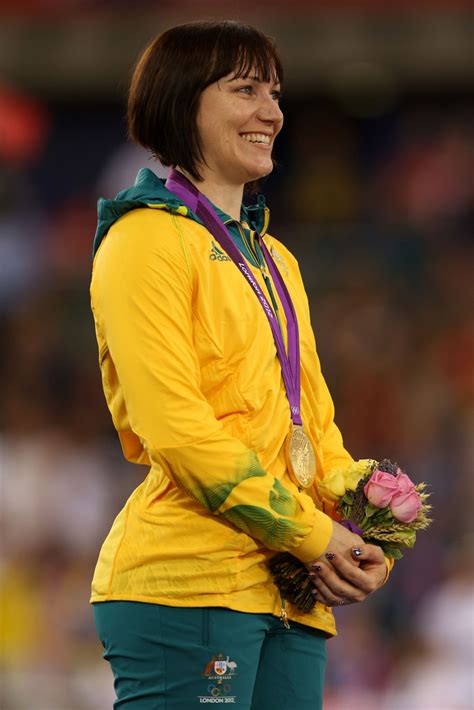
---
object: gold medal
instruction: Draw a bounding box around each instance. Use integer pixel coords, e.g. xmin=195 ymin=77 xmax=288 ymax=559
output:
xmin=286 ymin=424 xmax=316 ymax=489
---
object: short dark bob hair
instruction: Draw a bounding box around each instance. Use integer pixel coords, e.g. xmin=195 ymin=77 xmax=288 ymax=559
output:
xmin=128 ymin=21 xmax=283 ymax=181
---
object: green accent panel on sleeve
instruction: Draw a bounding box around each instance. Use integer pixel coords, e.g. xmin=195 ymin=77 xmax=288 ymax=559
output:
xmin=222 ymin=505 xmax=306 ymax=549
xmin=269 ymin=479 xmax=298 ymax=517
xmin=193 ymin=455 xmax=267 ymax=513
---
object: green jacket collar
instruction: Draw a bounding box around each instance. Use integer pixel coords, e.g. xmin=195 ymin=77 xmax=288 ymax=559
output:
xmin=93 ymin=168 xmax=270 ymax=256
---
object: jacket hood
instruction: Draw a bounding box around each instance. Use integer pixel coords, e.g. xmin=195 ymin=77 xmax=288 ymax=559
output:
xmin=93 ymin=168 xmax=270 ymax=256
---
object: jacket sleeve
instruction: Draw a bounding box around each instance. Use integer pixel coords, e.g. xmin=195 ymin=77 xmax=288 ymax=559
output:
xmin=91 ymin=208 xmax=333 ymax=563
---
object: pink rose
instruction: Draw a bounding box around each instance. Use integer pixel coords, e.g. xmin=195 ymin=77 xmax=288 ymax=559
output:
xmin=390 ymin=489 xmax=422 ymax=523
xmin=394 ymin=471 xmax=416 ymax=495
xmin=364 ymin=470 xmax=399 ymax=508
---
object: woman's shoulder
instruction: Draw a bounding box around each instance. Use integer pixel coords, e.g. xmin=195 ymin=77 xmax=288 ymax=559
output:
xmin=92 ymin=206 xmax=198 ymax=285
xmin=96 ymin=207 xmax=199 ymax=260
xmin=109 ymin=205 xmax=178 ymax=239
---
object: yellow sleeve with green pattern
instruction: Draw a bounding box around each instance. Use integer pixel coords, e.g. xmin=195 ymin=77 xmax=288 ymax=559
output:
xmin=91 ymin=208 xmax=332 ymax=562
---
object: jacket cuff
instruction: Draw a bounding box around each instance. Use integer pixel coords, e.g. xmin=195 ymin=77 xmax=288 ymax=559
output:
xmin=289 ymin=509 xmax=334 ymax=563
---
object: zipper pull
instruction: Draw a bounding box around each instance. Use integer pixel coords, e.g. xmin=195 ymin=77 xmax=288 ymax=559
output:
xmin=280 ymin=597 xmax=290 ymax=629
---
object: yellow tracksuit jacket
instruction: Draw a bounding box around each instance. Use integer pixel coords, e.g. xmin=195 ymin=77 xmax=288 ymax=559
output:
xmin=90 ymin=169 xmax=373 ymax=635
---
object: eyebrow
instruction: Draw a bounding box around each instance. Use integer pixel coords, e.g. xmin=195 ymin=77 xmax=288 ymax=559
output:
xmin=227 ymin=75 xmax=280 ymax=86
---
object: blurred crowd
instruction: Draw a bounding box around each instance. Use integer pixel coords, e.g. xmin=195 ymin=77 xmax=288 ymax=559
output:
xmin=0 ymin=84 xmax=473 ymax=709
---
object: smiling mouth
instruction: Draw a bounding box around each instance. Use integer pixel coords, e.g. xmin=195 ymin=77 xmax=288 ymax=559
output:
xmin=240 ymin=133 xmax=271 ymax=145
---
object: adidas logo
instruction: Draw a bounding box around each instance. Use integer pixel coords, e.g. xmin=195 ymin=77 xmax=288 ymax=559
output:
xmin=209 ymin=241 xmax=231 ymax=261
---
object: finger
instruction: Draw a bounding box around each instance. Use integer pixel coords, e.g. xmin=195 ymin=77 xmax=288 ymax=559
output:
xmin=310 ymin=589 xmax=352 ymax=608
xmin=351 ymin=544 xmax=385 ymax=564
xmin=310 ymin=589 xmax=328 ymax=605
xmin=310 ymin=564 xmax=361 ymax=602
xmin=310 ymin=560 xmax=360 ymax=593
xmin=310 ymin=574 xmax=346 ymax=606
xmin=312 ymin=558 xmax=362 ymax=589
xmin=310 ymin=576 xmax=356 ymax=607
xmin=326 ymin=550 xmax=359 ymax=568
xmin=318 ymin=553 xmax=376 ymax=595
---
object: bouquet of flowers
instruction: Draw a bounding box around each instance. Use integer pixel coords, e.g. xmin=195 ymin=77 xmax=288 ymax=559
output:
xmin=268 ymin=459 xmax=431 ymax=612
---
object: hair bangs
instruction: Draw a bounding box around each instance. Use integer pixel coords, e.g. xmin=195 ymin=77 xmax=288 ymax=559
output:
xmin=205 ymin=23 xmax=283 ymax=88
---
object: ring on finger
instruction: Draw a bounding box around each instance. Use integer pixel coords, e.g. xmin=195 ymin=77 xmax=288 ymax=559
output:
xmin=337 ymin=597 xmax=352 ymax=606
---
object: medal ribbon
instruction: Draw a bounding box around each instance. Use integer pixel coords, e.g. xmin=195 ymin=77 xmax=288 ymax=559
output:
xmin=165 ymin=168 xmax=302 ymax=426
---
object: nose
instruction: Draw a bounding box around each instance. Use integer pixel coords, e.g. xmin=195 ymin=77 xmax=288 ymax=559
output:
xmin=257 ymin=91 xmax=284 ymax=126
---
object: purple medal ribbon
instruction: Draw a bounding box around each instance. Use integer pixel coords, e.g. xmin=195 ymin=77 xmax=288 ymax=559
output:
xmin=341 ymin=520 xmax=365 ymax=536
xmin=165 ymin=168 xmax=302 ymax=426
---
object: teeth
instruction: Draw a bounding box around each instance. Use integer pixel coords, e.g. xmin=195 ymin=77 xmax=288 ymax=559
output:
xmin=241 ymin=133 xmax=271 ymax=144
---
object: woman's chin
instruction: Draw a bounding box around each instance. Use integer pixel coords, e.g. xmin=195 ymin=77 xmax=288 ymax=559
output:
xmin=243 ymin=162 xmax=274 ymax=183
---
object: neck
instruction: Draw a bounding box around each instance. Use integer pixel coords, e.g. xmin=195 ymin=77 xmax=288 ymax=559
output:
xmin=176 ymin=168 xmax=244 ymax=221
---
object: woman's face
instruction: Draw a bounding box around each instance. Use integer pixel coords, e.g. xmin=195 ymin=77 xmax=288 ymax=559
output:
xmin=196 ymin=68 xmax=283 ymax=187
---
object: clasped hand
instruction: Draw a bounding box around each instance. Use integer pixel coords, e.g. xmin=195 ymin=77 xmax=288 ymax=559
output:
xmin=305 ymin=521 xmax=387 ymax=607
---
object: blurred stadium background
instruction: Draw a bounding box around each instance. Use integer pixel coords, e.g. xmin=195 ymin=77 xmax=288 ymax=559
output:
xmin=0 ymin=1 xmax=473 ymax=708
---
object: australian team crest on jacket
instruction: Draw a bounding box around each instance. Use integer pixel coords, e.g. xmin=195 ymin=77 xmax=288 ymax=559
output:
xmin=214 ymin=659 xmax=227 ymax=675
xmin=269 ymin=244 xmax=289 ymax=277
xmin=199 ymin=652 xmax=238 ymax=703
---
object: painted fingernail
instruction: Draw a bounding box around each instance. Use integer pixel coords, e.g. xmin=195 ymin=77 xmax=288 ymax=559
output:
xmin=352 ymin=547 xmax=363 ymax=557
xmin=325 ymin=552 xmax=335 ymax=561
xmin=311 ymin=564 xmax=321 ymax=572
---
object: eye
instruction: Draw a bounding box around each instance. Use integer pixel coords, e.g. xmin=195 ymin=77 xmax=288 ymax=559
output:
xmin=236 ymin=85 xmax=254 ymax=95
xmin=271 ymin=89 xmax=282 ymax=102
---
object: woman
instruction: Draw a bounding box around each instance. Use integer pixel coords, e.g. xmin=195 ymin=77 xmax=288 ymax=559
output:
xmin=91 ymin=21 xmax=391 ymax=709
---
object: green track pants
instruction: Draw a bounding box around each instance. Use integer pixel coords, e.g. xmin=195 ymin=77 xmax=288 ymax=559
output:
xmin=93 ymin=601 xmax=327 ymax=709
